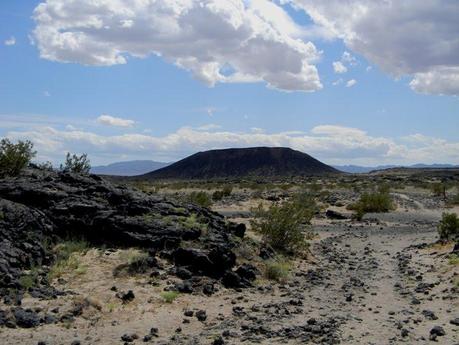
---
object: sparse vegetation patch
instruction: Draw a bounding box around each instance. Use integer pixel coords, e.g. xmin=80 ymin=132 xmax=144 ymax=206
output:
xmin=348 ymin=188 xmax=395 ymax=220
xmin=161 ymin=291 xmax=179 ymax=303
xmin=48 ymin=240 xmax=90 ymax=280
xmin=437 ymin=212 xmax=459 ymax=242
xmin=188 ymin=191 xmax=212 ymax=207
xmin=250 ymin=193 xmax=315 ymax=254
xmin=0 ymin=138 xmax=36 ymax=177
xmin=61 ymin=152 xmax=91 ymax=174
xmin=264 ymin=259 xmax=291 ymax=282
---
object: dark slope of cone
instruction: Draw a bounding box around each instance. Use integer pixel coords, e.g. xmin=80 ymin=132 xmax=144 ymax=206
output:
xmin=142 ymin=147 xmax=340 ymax=179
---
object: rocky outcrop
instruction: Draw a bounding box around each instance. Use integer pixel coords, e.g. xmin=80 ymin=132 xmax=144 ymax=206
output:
xmin=0 ymin=198 xmax=54 ymax=295
xmin=0 ymin=168 xmax=254 ymax=299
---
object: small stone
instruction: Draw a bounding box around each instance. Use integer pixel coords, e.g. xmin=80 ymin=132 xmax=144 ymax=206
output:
xmin=196 ymin=310 xmax=207 ymax=322
xmin=121 ymin=333 xmax=138 ymax=342
xmin=430 ymin=326 xmax=446 ymax=337
xmin=184 ymin=310 xmax=194 ymax=317
xmin=212 ymin=336 xmax=225 ymax=345
xmin=401 ymin=328 xmax=409 ymax=337
xmin=422 ymin=310 xmax=438 ymax=320
xmin=117 ymin=290 xmax=135 ymax=303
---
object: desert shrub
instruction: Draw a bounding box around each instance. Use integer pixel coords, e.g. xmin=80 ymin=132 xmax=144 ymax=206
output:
xmin=212 ymin=185 xmax=233 ymax=201
xmin=431 ymin=182 xmax=444 ymax=197
xmin=431 ymin=181 xmax=454 ymax=198
xmin=48 ymin=255 xmax=87 ymax=280
xmin=160 ymin=291 xmax=179 ymax=303
xmin=0 ymin=138 xmax=36 ymax=177
xmin=61 ymin=152 xmax=91 ymax=174
xmin=250 ymin=193 xmax=315 ymax=254
xmin=348 ymin=190 xmax=394 ymax=220
xmin=188 ymin=191 xmax=212 ymax=208
xmin=119 ymin=249 xmax=149 ymax=265
xmin=181 ymin=213 xmax=208 ymax=232
xmin=264 ymin=260 xmax=290 ymax=282
xmin=222 ymin=185 xmax=233 ymax=196
xmin=48 ymin=240 xmax=89 ymax=280
xmin=437 ymin=212 xmax=459 ymax=242
xmin=115 ymin=249 xmax=151 ymax=276
xmin=19 ymin=267 xmax=40 ymax=290
xmin=37 ymin=161 xmax=54 ymax=171
xmin=448 ymin=254 xmax=459 ymax=265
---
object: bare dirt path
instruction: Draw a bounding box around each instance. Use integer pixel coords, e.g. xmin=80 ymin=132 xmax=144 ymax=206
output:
xmin=306 ymin=219 xmax=458 ymax=344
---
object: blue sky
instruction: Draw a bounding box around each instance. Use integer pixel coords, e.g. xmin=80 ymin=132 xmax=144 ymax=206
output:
xmin=1 ymin=0 xmax=458 ymax=165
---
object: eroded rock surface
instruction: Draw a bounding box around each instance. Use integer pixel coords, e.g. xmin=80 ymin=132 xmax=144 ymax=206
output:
xmin=0 ymin=169 xmax=249 ymax=298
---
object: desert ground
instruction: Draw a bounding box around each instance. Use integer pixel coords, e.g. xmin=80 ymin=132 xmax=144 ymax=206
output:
xmin=1 ymin=173 xmax=458 ymax=345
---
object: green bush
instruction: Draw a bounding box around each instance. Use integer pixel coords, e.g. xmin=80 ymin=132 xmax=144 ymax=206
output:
xmin=160 ymin=291 xmax=179 ymax=303
xmin=212 ymin=185 xmax=233 ymax=201
xmin=250 ymin=194 xmax=315 ymax=254
xmin=438 ymin=212 xmax=459 ymax=242
xmin=348 ymin=190 xmax=394 ymax=220
xmin=264 ymin=260 xmax=290 ymax=282
xmin=61 ymin=152 xmax=91 ymax=174
xmin=448 ymin=254 xmax=459 ymax=265
xmin=19 ymin=267 xmax=40 ymax=290
xmin=0 ymin=138 xmax=36 ymax=177
xmin=188 ymin=191 xmax=212 ymax=208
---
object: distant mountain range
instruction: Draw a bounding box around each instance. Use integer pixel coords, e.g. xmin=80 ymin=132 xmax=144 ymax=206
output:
xmin=142 ymin=147 xmax=339 ymax=179
xmin=334 ymin=164 xmax=459 ymax=174
xmin=90 ymin=156 xmax=458 ymax=177
xmin=91 ymin=160 xmax=170 ymax=176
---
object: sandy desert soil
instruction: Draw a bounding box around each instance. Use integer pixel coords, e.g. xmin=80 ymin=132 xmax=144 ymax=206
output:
xmin=1 ymin=188 xmax=458 ymax=345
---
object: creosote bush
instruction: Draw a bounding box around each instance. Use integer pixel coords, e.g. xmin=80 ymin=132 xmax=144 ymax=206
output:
xmin=212 ymin=185 xmax=233 ymax=201
xmin=188 ymin=191 xmax=212 ymax=208
xmin=437 ymin=212 xmax=459 ymax=242
xmin=0 ymin=138 xmax=36 ymax=177
xmin=250 ymin=193 xmax=315 ymax=255
xmin=348 ymin=188 xmax=394 ymax=220
xmin=61 ymin=152 xmax=91 ymax=174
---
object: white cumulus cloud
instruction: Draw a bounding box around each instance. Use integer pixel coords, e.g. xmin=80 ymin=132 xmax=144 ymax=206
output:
xmin=288 ymin=0 xmax=459 ymax=96
xmin=346 ymin=79 xmax=357 ymax=88
xmin=4 ymin=36 xmax=16 ymax=46
xmin=332 ymin=61 xmax=347 ymax=74
xmin=32 ymin=0 xmax=322 ymax=92
xmin=3 ymin=118 xmax=459 ymax=166
xmin=96 ymin=114 xmax=135 ymax=128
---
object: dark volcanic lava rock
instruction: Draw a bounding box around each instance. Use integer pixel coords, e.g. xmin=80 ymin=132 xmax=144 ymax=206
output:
xmin=0 ymin=169 xmax=246 ymax=299
xmin=0 ymin=198 xmax=54 ymax=294
xmin=325 ymin=209 xmax=348 ymax=220
xmin=235 ymin=263 xmax=259 ymax=282
xmin=13 ymin=308 xmax=41 ymax=328
xmin=227 ymin=222 xmax=246 ymax=238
